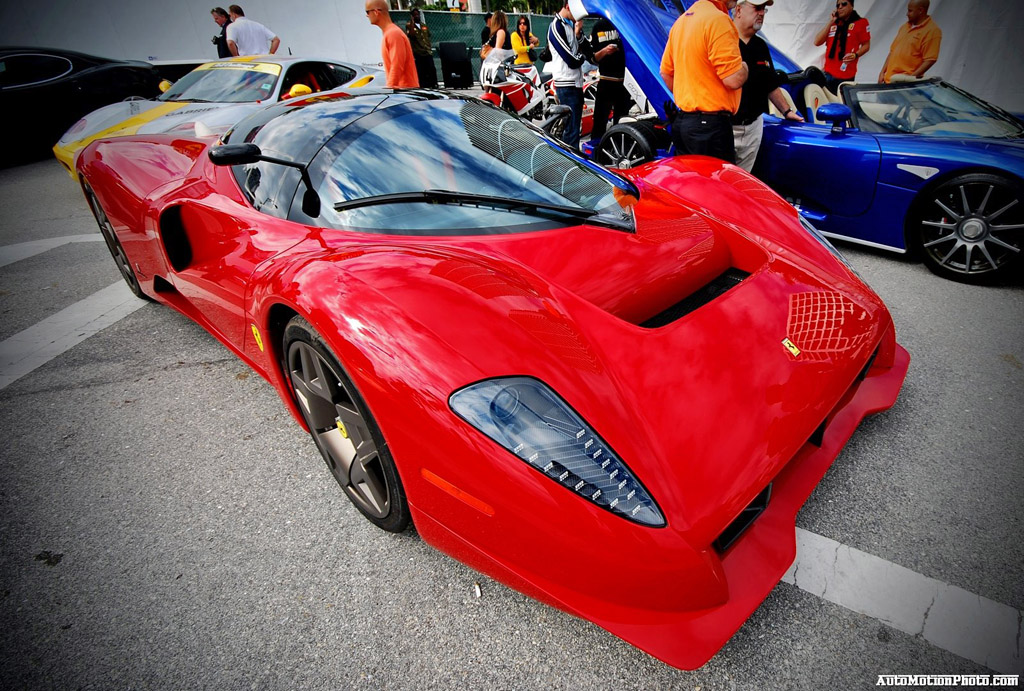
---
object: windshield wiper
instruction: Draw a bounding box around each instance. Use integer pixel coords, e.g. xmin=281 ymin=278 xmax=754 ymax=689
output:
xmin=333 ymin=189 xmax=633 ymax=231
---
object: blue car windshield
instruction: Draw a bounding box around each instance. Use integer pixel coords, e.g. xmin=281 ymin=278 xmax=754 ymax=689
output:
xmin=846 ymin=81 xmax=1024 ymax=138
xmin=306 ymin=99 xmax=638 ymax=235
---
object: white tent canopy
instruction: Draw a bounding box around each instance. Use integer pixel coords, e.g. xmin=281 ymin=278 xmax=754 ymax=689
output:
xmin=760 ymin=0 xmax=1021 ymax=112
xmin=1 ymin=0 xmax=1020 ymax=112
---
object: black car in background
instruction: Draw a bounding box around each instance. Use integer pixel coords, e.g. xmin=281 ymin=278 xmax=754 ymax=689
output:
xmin=1 ymin=47 xmax=162 ymax=163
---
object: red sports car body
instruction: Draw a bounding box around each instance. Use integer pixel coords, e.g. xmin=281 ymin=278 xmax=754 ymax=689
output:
xmin=77 ymin=89 xmax=909 ymax=670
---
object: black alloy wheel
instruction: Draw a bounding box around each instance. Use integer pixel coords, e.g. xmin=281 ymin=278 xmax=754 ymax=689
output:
xmin=594 ymin=122 xmax=657 ymax=169
xmin=284 ymin=316 xmax=410 ymax=533
xmin=83 ymin=183 xmax=146 ymax=299
xmin=913 ymin=173 xmax=1023 ymax=284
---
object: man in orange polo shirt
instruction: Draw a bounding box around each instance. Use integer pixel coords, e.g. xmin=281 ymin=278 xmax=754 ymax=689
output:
xmin=879 ymin=0 xmax=942 ymax=83
xmin=365 ymin=0 xmax=419 ymax=88
xmin=660 ymin=0 xmax=748 ymax=163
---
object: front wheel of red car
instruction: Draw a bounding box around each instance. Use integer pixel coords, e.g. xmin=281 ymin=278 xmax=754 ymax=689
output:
xmin=283 ymin=316 xmax=410 ymax=533
xmin=83 ymin=182 xmax=147 ymax=299
xmin=911 ymin=172 xmax=1024 ymax=284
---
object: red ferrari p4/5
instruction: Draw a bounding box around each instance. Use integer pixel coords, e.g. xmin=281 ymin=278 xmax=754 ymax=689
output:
xmin=77 ymin=89 xmax=910 ymax=669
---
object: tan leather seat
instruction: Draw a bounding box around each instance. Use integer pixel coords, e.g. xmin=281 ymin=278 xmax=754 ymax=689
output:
xmin=836 ymin=81 xmax=856 ymax=104
xmin=803 ymin=84 xmax=831 ymax=123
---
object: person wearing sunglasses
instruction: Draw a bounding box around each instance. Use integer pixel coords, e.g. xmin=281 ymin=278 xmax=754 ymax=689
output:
xmin=511 ymin=16 xmax=540 ymax=65
xmin=732 ymin=0 xmax=803 ymax=173
xmin=365 ymin=0 xmax=418 ymax=88
xmin=813 ymin=0 xmax=871 ymax=95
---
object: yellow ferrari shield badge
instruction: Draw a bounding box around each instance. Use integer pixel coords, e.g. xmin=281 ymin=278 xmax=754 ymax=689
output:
xmin=336 ymin=418 xmax=349 ymax=438
xmin=782 ymin=338 xmax=801 ymax=357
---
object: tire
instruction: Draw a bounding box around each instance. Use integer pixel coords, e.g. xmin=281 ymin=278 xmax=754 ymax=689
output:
xmin=594 ymin=122 xmax=657 ymax=169
xmin=283 ymin=316 xmax=410 ymax=533
xmin=911 ymin=172 xmax=1024 ymax=284
xmin=83 ymin=182 xmax=147 ymax=299
xmin=541 ymin=108 xmax=570 ymax=140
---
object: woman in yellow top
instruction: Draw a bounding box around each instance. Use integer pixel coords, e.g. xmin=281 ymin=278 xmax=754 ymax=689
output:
xmin=511 ymin=15 xmax=540 ymax=65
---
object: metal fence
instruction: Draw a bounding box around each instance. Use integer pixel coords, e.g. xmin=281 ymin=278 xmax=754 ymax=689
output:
xmin=393 ymin=10 xmax=556 ymax=87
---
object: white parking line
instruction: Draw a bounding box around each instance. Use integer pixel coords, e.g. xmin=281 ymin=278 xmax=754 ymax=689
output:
xmin=0 ymin=281 xmax=146 ymax=390
xmin=0 ymin=262 xmax=1020 ymax=673
xmin=784 ymin=528 xmax=1023 ymax=673
xmin=0 ymin=234 xmax=103 ymax=269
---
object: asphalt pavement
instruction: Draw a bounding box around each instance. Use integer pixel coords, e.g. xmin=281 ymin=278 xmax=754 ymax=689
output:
xmin=0 ymin=157 xmax=1021 ymax=689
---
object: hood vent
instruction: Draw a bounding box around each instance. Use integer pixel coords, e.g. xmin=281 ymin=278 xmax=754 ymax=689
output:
xmin=640 ymin=268 xmax=750 ymax=329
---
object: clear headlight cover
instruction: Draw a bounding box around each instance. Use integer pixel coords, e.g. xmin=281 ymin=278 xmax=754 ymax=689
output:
xmin=449 ymin=377 xmax=665 ymax=527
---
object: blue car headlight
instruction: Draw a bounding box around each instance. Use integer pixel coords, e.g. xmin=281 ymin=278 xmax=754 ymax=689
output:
xmin=449 ymin=377 xmax=665 ymax=527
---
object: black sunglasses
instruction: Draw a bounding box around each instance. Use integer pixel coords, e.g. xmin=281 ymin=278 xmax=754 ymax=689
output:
xmin=836 ymin=1 xmax=850 ymax=6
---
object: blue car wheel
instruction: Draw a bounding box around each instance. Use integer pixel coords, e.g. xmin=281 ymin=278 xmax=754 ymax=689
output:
xmin=912 ymin=173 xmax=1024 ymax=285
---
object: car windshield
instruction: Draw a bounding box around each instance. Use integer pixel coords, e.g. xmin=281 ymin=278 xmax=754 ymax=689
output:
xmin=846 ymin=80 xmax=1024 ymax=138
xmin=307 ymin=98 xmax=638 ymax=235
xmin=159 ymin=62 xmax=281 ymax=103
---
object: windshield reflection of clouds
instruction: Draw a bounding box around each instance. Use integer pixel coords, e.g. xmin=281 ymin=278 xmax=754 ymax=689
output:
xmin=314 ymin=100 xmax=629 ymax=234
xmin=258 ymin=106 xmax=369 ymax=158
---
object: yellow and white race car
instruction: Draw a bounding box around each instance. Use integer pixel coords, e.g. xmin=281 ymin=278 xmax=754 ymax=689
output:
xmin=54 ymin=55 xmax=380 ymax=178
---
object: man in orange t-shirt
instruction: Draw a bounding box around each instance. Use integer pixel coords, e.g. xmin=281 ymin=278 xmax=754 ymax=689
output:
xmin=660 ymin=0 xmax=748 ymax=163
xmin=879 ymin=0 xmax=942 ymax=83
xmin=366 ymin=0 xmax=419 ymax=88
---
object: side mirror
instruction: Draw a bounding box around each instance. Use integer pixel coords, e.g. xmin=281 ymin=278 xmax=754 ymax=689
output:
xmin=208 ymin=143 xmax=263 ymax=166
xmin=816 ymin=103 xmax=853 ymax=135
xmin=302 ymin=188 xmax=321 ymax=218
xmin=158 ymin=79 xmax=173 ymax=93
xmin=207 ymin=143 xmax=322 ymax=219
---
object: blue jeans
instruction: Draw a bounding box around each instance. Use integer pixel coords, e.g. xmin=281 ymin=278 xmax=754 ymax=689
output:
xmin=555 ymin=85 xmax=584 ymax=149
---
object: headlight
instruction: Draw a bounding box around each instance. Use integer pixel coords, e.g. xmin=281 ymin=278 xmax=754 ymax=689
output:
xmin=798 ymin=213 xmax=858 ymax=274
xmin=449 ymin=377 xmax=665 ymax=527
xmin=59 ymin=117 xmax=89 ymax=143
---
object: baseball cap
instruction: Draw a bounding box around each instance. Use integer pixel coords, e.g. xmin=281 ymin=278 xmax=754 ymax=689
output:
xmin=736 ymin=0 xmax=774 ymax=6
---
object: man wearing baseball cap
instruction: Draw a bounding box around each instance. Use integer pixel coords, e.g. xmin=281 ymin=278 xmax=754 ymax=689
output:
xmin=732 ymin=0 xmax=803 ymax=172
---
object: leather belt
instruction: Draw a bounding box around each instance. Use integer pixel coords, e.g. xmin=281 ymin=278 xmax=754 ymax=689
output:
xmin=679 ymin=110 xmax=731 ymax=118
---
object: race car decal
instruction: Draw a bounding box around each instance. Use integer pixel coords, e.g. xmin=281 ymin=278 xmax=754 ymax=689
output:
xmin=197 ymin=61 xmax=282 ymax=76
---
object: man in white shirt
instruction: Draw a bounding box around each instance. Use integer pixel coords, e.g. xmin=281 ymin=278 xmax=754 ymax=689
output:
xmin=226 ymin=4 xmax=280 ymax=57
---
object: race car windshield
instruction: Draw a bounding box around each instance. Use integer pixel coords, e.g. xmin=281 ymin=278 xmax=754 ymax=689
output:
xmin=305 ymin=99 xmax=638 ymax=236
xmin=159 ymin=63 xmax=281 ymax=103
xmin=846 ymin=80 xmax=1024 ymax=139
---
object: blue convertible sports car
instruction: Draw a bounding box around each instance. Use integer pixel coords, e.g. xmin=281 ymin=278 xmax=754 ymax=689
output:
xmin=571 ymin=0 xmax=1024 ymax=285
